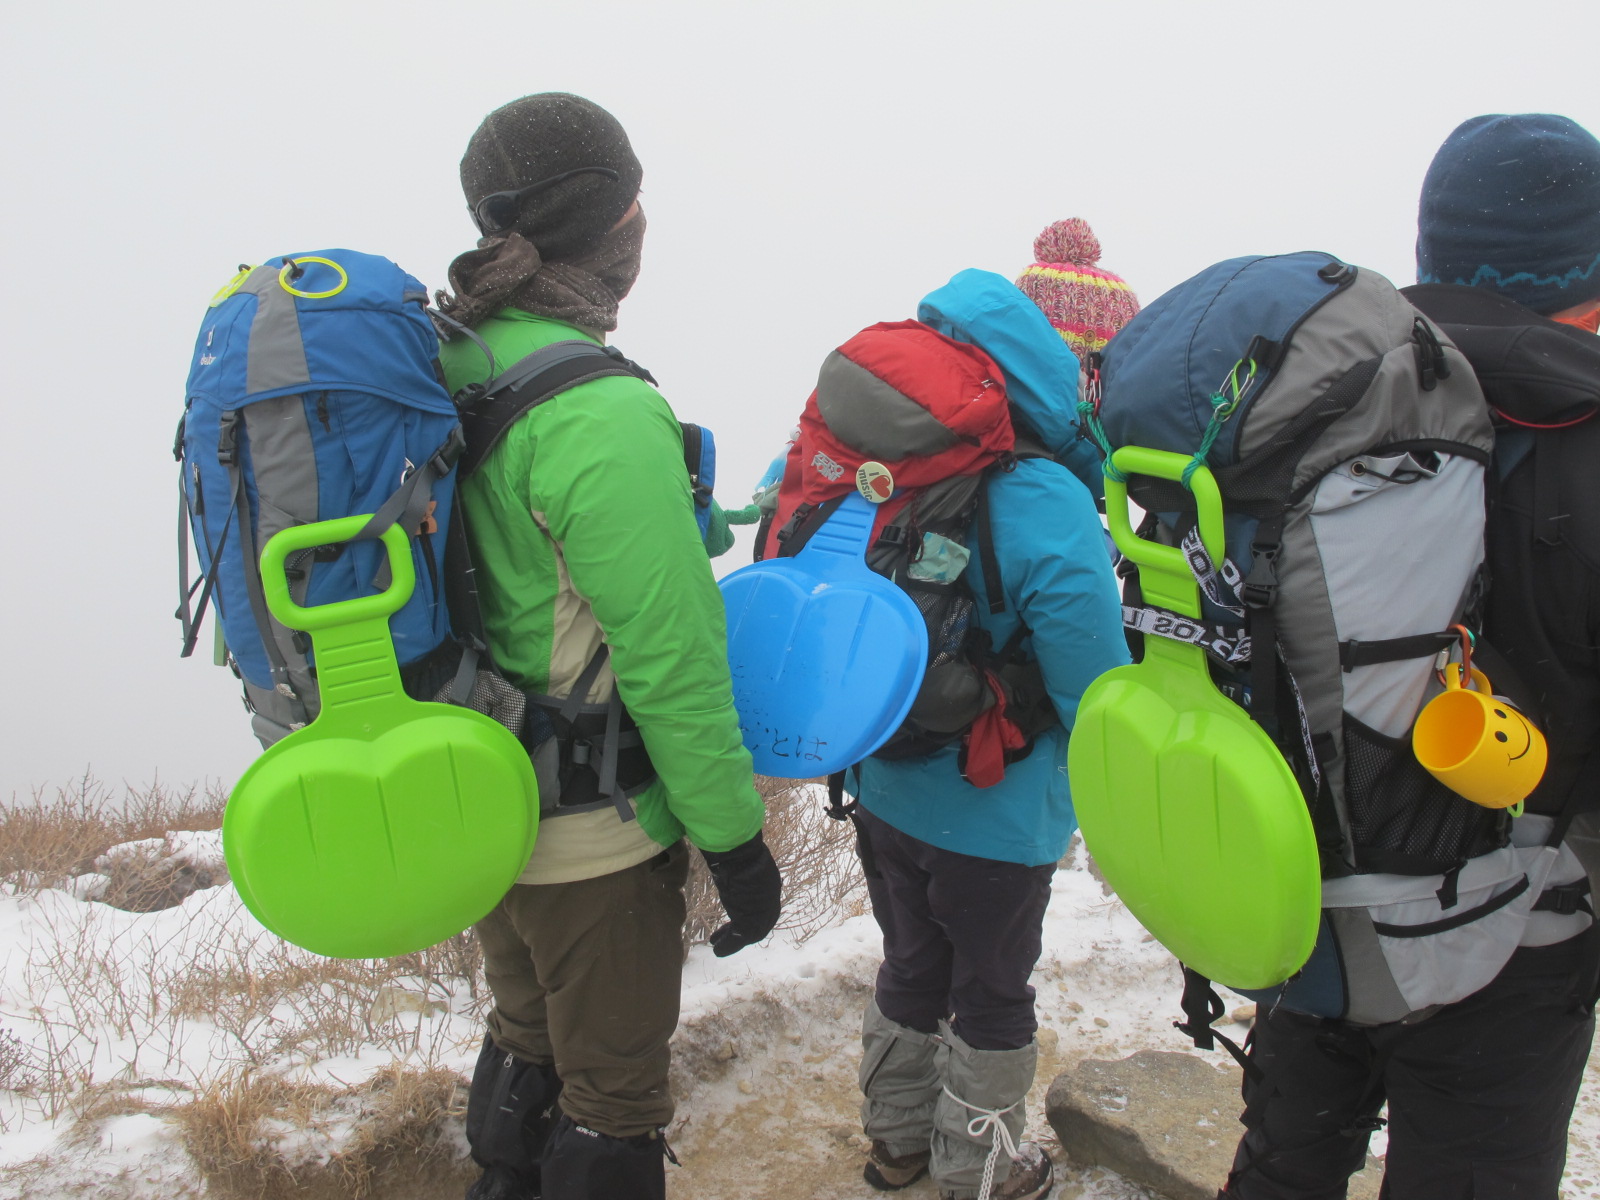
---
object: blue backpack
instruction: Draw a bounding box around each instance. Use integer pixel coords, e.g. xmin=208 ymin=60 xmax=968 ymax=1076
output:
xmin=178 ymin=251 xmax=463 ymax=745
xmin=178 ymin=250 xmax=721 ymax=752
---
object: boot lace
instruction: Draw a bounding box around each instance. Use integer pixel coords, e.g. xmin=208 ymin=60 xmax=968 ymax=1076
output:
xmin=941 ymin=1086 xmax=1020 ymax=1200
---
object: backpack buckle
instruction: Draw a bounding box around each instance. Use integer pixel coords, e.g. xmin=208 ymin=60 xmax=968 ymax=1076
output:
xmin=875 ymin=525 xmax=908 ymax=549
xmin=217 ymin=411 xmax=240 ymax=467
xmin=430 ymin=425 xmax=468 ymax=476
xmin=1534 ymin=881 xmax=1592 ymax=916
xmin=1241 ymin=545 xmax=1279 ymax=608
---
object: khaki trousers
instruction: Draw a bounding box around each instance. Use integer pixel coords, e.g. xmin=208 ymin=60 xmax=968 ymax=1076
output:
xmin=475 ymin=840 xmax=689 ymax=1138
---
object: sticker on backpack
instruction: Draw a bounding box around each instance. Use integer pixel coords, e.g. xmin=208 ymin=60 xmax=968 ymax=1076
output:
xmin=855 ymin=461 xmax=894 ymax=503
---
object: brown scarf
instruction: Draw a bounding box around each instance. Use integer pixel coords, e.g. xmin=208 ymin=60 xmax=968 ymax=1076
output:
xmin=435 ymin=208 xmax=646 ymax=335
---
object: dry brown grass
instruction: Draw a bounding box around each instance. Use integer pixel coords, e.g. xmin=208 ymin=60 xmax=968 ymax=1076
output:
xmin=0 ymin=774 xmax=227 ymax=897
xmin=168 ymin=1065 xmax=464 ymax=1200
xmin=0 ymin=1021 xmax=39 ymax=1092
xmin=683 ymin=775 xmax=868 ymax=948
xmin=4 ymin=774 xmax=865 ymax=943
xmin=0 ymin=771 xmax=870 ymax=1181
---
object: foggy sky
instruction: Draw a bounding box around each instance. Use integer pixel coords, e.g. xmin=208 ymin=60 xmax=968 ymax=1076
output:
xmin=3 ymin=0 xmax=1595 ymax=800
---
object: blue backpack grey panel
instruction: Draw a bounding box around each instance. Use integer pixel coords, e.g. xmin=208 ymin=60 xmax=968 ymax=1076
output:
xmin=178 ymin=251 xmax=462 ymax=745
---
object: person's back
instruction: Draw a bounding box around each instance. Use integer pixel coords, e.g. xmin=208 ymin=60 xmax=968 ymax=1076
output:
xmin=435 ymin=93 xmax=780 ymax=1200
xmin=1409 ymin=115 xmax=1600 ymax=920
xmin=1222 ymin=112 xmax=1600 ymax=1200
xmin=847 ymin=246 xmax=1133 ymax=1200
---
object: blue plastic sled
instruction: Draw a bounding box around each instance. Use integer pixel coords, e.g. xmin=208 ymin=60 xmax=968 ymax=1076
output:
xmin=720 ymin=493 xmax=928 ymax=777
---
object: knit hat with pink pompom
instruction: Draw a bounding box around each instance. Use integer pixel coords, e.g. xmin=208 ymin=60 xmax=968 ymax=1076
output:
xmin=1015 ymin=218 xmax=1140 ymax=364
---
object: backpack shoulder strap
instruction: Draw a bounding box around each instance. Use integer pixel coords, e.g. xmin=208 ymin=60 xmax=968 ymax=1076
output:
xmin=680 ymin=421 xmax=714 ymax=512
xmin=974 ymin=469 xmax=1005 ymax=616
xmin=1533 ymin=429 xmax=1567 ymax=548
xmin=456 ymin=340 xmax=656 ymax=477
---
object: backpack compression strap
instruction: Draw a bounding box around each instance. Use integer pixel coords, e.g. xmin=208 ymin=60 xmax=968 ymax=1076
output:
xmin=1175 ymin=966 xmax=1263 ymax=1084
xmin=774 ymin=466 xmax=1008 ymax=602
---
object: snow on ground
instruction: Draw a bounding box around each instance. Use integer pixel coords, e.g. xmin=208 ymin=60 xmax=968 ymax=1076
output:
xmin=3 ymin=835 xmax=1600 ymax=1198
xmin=666 ymin=845 xmax=1177 ymax=1199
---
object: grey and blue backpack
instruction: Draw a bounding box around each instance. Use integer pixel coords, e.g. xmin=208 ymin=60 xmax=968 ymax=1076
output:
xmin=177 ymin=251 xmax=719 ymax=819
xmin=1091 ymin=252 xmax=1591 ymax=1040
xmin=177 ymin=251 xmax=462 ymax=746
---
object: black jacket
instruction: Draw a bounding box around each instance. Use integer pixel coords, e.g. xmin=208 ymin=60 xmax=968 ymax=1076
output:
xmin=1405 ymin=284 xmax=1600 ymax=817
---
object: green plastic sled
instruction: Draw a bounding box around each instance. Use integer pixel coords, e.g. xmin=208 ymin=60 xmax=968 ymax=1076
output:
xmin=223 ymin=515 xmax=539 ymax=959
xmin=1067 ymin=447 xmax=1319 ymax=990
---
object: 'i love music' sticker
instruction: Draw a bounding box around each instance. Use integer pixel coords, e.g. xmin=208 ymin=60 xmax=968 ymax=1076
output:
xmin=855 ymin=461 xmax=894 ymax=503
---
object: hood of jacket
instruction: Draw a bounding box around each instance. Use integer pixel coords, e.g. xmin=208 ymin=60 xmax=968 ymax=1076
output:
xmin=1404 ymin=283 xmax=1600 ymax=426
xmin=918 ymin=269 xmax=1104 ymax=496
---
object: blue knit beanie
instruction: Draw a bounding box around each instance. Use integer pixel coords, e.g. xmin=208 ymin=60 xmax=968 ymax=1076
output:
xmin=1417 ymin=114 xmax=1600 ymax=315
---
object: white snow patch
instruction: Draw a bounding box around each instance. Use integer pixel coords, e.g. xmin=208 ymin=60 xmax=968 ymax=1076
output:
xmin=1 ymin=832 xmax=1598 ymax=1198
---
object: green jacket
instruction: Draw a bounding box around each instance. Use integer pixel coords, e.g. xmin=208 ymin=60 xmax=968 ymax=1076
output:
xmin=439 ymin=308 xmax=763 ymax=854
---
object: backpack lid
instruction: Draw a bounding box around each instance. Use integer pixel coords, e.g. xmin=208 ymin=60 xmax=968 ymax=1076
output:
xmin=1098 ymin=252 xmax=1351 ymax=466
xmin=800 ymin=320 xmax=1013 ymax=494
xmin=761 ymin=320 xmax=1015 ymax=560
xmin=187 ymin=249 xmax=456 ymax=415
xmin=918 ymin=268 xmax=1104 ymax=496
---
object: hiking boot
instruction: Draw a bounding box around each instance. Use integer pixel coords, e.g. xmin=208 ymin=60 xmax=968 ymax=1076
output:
xmin=864 ymin=1139 xmax=932 ymax=1190
xmin=938 ymin=1141 xmax=1053 ymax=1200
xmin=465 ymin=1163 xmax=539 ymax=1199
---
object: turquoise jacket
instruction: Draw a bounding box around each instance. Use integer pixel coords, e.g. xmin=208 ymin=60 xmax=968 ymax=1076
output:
xmin=853 ymin=270 xmax=1129 ymax=866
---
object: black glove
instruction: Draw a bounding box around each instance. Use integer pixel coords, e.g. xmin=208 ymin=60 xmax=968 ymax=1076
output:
xmin=700 ymin=832 xmax=782 ymax=957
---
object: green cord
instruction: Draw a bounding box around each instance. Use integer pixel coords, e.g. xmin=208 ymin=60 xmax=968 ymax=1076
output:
xmin=1181 ymin=358 xmax=1256 ymax=489
xmin=1181 ymin=403 xmax=1226 ymax=488
xmin=1079 ymin=399 xmax=1127 ymax=483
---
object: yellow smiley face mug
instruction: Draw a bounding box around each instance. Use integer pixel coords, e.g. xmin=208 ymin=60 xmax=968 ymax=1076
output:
xmin=1412 ymin=665 xmax=1548 ymax=810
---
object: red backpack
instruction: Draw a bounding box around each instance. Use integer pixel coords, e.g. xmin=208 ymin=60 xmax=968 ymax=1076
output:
xmin=758 ymin=320 xmax=1053 ymax=785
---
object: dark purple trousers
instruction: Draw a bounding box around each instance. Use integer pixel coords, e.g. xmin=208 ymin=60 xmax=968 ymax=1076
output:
xmin=855 ymin=806 xmax=1055 ymax=1051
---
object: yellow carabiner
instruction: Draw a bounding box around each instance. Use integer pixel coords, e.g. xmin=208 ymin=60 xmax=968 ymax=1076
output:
xmin=278 ymin=256 xmax=348 ymax=300
xmin=209 ymin=264 xmax=257 ymax=307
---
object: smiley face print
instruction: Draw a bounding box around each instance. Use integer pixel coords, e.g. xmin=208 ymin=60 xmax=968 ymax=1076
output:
xmin=1488 ymin=701 xmax=1536 ymax=764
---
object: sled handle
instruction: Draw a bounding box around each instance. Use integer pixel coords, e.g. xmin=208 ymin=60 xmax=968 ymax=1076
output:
xmin=796 ymin=492 xmax=878 ymax=562
xmin=259 ymin=516 xmax=415 ymax=632
xmin=1104 ymin=448 xmax=1226 ymax=617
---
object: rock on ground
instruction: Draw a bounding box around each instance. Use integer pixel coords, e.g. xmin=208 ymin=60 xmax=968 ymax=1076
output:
xmin=1047 ymin=1050 xmax=1382 ymax=1200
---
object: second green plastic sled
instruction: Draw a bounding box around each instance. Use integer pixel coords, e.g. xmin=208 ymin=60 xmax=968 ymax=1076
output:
xmin=1067 ymin=447 xmax=1319 ymax=990
xmin=223 ymin=516 xmax=539 ymax=960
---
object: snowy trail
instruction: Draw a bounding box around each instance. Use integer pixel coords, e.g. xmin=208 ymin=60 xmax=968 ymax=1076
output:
xmin=664 ymin=856 xmax=1192 ymax=1199
xmin=5 ymin=841 xmax=1600 ymax=1197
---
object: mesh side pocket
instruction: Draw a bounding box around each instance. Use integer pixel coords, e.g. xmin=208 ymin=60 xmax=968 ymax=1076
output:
xmin=1343 ymin=713 xmax=1506 ymax=873
xmin=904 ymin=582 xmax=973 ymax=669
xmin=433 ymin=668 xmax=528 ymax=737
